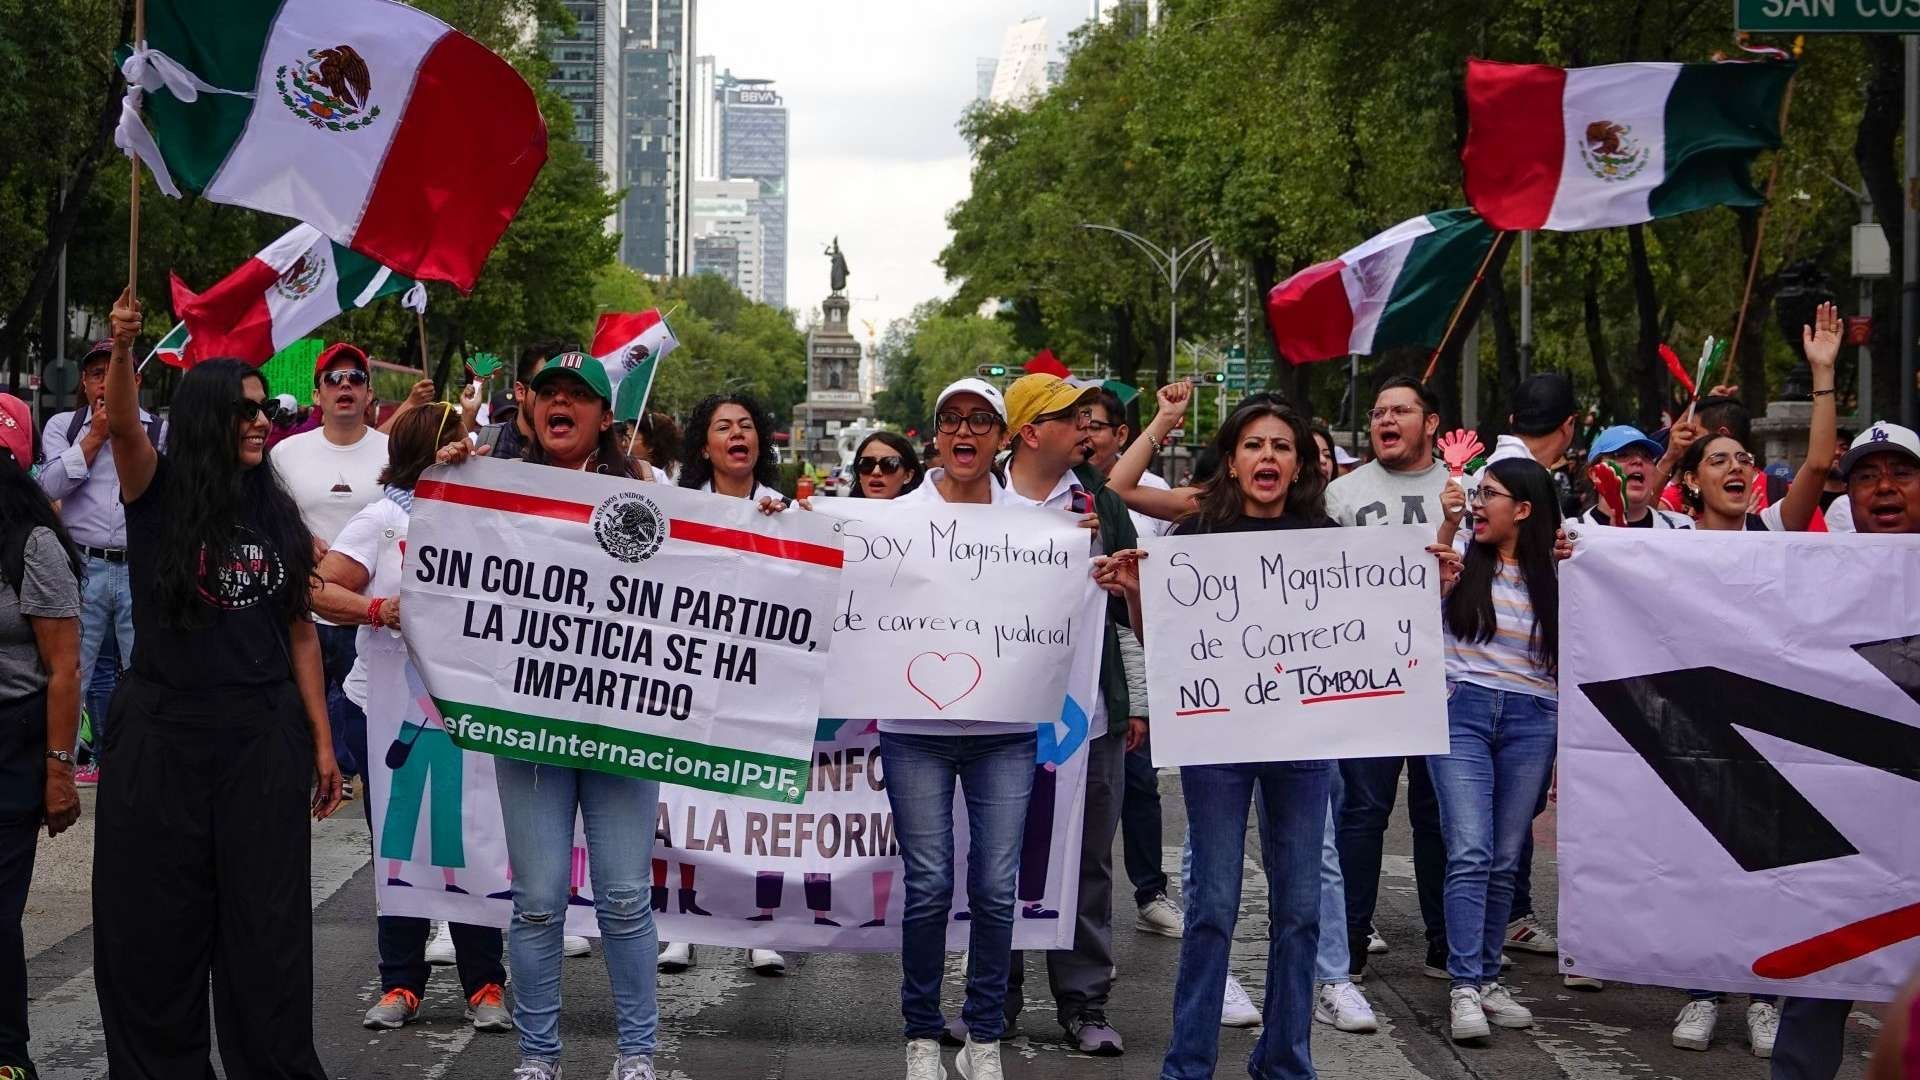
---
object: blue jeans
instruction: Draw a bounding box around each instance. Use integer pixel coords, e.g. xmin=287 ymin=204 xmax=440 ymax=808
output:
xmin=495 ymin=760 xmax=660 ymax=1061
xmin=1315 ymin=768 xmax=1350 ymax=985
xmin=1427 ymin=681 xmax=1557 ymax=988
xmin=315 ymin=625 xmax=361 ymax=778
xmin=77 ymin=557 xmax=134 ymax=761
xmin=878 ymin=730 xmax=1035 ymax=1044
xmin=1163 ymin=761 xmax=1330 ymax=1080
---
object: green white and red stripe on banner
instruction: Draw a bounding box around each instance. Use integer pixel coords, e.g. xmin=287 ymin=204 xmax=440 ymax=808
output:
xmin=400 ymin=458 xmax=844 ymax=802
xmin=168 ymin=223 xmax=421 ymax=365
xmin=1265 ymin=209 xmax=1496 ymax=364
xmin=120 ymin=0 xmax=547 ymax=292
xmin=1462 ymin=58 xmax=1793 ymax=231
xmin=590 ymin=310 xmax=679 ymax=422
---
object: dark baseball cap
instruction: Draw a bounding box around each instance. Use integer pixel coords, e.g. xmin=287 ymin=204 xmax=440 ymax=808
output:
xmin=487 ymin=390 xmax=518 ymax=419
xmin=1510 ymin=373 xmax=1576 ymax=436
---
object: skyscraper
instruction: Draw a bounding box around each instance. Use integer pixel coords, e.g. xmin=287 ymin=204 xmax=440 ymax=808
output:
xmin=546 ymin=1 xmax=622 ymax=191
xmin=720 ymin=79 xmax=788 ymax=309
xmin=691 ymin=55 xmax=720 ymax=182
xmin=620 ymin=0 xmax=697 ymax=275
xmin=690 ymin=179 xmax=764 ymax=302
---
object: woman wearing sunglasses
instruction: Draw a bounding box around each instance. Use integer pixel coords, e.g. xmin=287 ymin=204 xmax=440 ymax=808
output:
xmin=93 ymin=290 xmax=341 ymax=1079
xmin=849 ymin=432 xmax=923 ymax=500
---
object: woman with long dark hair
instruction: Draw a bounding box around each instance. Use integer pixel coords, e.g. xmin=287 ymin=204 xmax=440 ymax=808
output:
xmin=849 ymin=431 xmax=922 ymax=500
xmin=679 ymin=393 xmax=782 ymax=499
xmin=437 ymin=353 xmax=661 ymax=1080
xmin=1429 ymin=457 xmax=1560 ymax=1044
xmin=0 ymin=393 xmax=82 ymax=1080
xmin=630 ymin=411 xmax=683 ymax=484
xmin=93 ymin=291 xmax=341 ymax=1079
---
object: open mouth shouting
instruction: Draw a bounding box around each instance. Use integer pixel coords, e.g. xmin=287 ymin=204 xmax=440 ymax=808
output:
xmin=1247 ymin=464 xmax=1283 ymax=496
xmin=1720 ymin=475 xmax=1748 ymax=501
xmin=546 ymin=411 xmax=578 ymax=438
xmin=949 ymin=439 xmax=981 ymax=471
xmin=1869 ymin=494 xmax=1910 ymax=530
xmin=724 ymin=438 xmax=753 ymax=466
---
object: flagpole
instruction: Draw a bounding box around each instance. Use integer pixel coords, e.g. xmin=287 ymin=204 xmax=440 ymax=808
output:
xmin=1726 ymin=37 xmax=1804 ymax=388
xmin=1421 ymin=230 xmax=1512 ymax=384
xmin=416 ymin=311 xmax=430 ymax=372
xmin=126 ymin=0 xmax=145 ymax=301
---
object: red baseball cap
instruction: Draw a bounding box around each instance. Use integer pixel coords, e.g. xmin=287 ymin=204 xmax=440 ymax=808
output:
xmin=0 ymin=394 xmax=32 ymax=466
xmin=79 ymin=340 xmax=115 ymax=368
xmin=313 ymin=342 xmax=370 ymax=384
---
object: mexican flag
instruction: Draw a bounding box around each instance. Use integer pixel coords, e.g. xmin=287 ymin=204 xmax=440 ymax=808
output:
xmin=591 ymin=311 xmax=679 ymax=422
xmin=119 ymin=0 xmax=547 ymax=292
xmin=1265 ymin=210 xmax=1496 ymax=364
xmin=169 ymin=224 xmax=423 ymax=366
xmin=146 ymin=322 xmax=191 ymax=370
xmin=1462 ymin=59 xmax=1793 ymax=231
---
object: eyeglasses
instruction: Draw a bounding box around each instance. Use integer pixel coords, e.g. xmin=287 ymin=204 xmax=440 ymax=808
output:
xmin=1703 ymin=450 xmax=1757 ymax=469
xmin=1083 ymin=418 xmax=1117 ymax=435
xmin=1368 ymin=404 xmax=1422 ymax=422
xmin=937 ymin=410 xmax=1002 ymax=435
xmin=1467 ymin=487 xmax=1516 ymax=508
xmin=232 ymin=398 xmax=284 ymax=425
xmin=1851 ymin=462 xmax=1920 ymax=487
xmin=856 ymin=455 xmax=904 ymax=476
xmin=1034 ymin=407 xmax=1089 ymax=428
xmin=320 ymin=369 xmax=370 ymax=388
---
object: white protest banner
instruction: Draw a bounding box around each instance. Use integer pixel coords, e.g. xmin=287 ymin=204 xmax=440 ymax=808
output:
xmin=1140 ymin=524 xmax=1447 ymax=767
xmin=401 ymin=458 xmax=843 ymax=804
xmin=366 ymin=645 xmax=1090 ymax=951
xmin=811 ymin=499 xmax=1096 ymax=724
xmin=1560 ymin=528 xmax=1920 ymax=1002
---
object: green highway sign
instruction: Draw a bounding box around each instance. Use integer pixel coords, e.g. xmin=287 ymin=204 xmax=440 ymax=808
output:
xmin=1736 ymin=0 xmax=1920 ymax=32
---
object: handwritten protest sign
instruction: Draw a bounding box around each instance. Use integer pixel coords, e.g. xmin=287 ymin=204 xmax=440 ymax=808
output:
xmin=401 ymin=459 xmax=843 ymax=803
xmin=811 ymin=500 xmax=1096 ymax=724
xmin=1140 ymin=525 xmax=1447 ymax=767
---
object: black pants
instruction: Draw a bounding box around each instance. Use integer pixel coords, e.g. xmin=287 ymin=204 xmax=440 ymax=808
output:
xmin=92 ymin=674 xmax=325 ymax=1080
xmin=1770 ymin=997 xmax=1853 ymax=1080
xmin=1337 ymin=754 xmax=1447 ymax=973
xmin=0 ymin=691 xmax=46 ymax=1074
xmin=1120 ymin=738 xmax=1168 ymax=905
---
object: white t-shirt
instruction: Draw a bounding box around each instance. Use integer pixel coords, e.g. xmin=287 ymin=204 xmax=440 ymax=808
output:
xmin=330 ymin=497 xmax=409 ymax=708
xmin=1129 ymin=470 xmax=1176 ymax=538
xmin=271 ymin=426 xmax=390 ymax=545
xmin=697 ymin=479 xmax=785 ymax=502
xmin=1825 ymin=495 xmax=1856 ymax=533
xmin=1569 ymin=505 xmax=1695 ymax=529
xmin=1326 ymin=458 xmax=1452 ymax=532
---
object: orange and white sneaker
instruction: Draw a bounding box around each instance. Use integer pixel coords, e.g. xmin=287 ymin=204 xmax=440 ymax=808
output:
xmin=362 ymin=987 xmax=420 ymax=1029
xmin=466 ymin=982 xmax=512 ymax=1032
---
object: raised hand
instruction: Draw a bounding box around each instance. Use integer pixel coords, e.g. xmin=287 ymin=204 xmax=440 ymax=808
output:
xmin=1802 ymin=301 xmax=1842 ymax=374
xmin=1156 ymin=381 xmax=1192 ymax=422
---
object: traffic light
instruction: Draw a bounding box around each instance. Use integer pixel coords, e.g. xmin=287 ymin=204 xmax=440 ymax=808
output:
xmin=976 ymin=364 xmax=1009 ymax=377
xmin=1186 ymin=372 xmax=1227 ymax=385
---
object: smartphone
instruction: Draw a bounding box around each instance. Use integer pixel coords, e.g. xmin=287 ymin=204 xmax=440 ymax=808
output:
xmin=1069 ymin=488 xmax=1094 ymax=515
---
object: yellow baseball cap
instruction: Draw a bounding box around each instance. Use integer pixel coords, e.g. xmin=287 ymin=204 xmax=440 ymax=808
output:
xmin=1005 ymin=373 xmax=1096 ymax=431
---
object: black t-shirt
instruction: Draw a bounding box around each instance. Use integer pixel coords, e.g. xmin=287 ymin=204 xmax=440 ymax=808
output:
xmin=126 ymin=457 xmax=295 ymax=689
xmin=1171 ymin=509 xmax=1338 ymax=536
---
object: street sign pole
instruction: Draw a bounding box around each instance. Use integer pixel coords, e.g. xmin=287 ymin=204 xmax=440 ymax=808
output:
xmin=1906 ymin=34 xmax=1917 ymax=428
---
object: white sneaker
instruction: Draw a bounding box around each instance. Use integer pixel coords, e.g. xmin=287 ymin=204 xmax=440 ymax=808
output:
xmin=658 ymin=940 xmax=693 ymax=972
xmin=1562 ymin=973 xmax=1604 ymax=990
xmin=1478 ymin=982 xmax=1533 ymax=1029
xmin=424 ymin=921 xmax=457 ymax=966
xmin=563 ymin=935 xmax=590 ymax=958
xmin=904 ymin=1037 xmax=947 ymax=1080
xmin=954 ymin=1036 xmax=1001 ymax=1080
xmin=1313 ymin=981 xmax=1379 ymax=1033
xmin=1671 ymin=998 xmax=1718 ymax=1051
xmin=1746 ymin=1000 xmax=1778 ymax=1058
xmin=1134 ymin=894 xmax=1183 ymax=938
xmin=748 ymin=947 xmax=786 ymax=973
xmin=1504 ymin=914 xmax=1558 ymax=955
xmin=1449 ymin=986 xmax=1490 ymax=1041
xmin=1220 ymin=973 xmax=1261 ymax=1027
xmin=1366 ymin=927 xmax=1388 ymax=954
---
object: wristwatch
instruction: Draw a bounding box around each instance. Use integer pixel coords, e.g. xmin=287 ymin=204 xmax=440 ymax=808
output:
xmin=46 ymin=749 xmax=73 ymax=766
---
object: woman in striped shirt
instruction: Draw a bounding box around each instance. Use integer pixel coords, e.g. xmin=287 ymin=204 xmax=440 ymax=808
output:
xmin=1430 ymin=458 xmax=1562 ymax=1044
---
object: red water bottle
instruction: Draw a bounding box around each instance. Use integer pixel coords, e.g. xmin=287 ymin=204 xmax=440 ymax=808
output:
xmin=796 ymin=475 xmax=815 ymax=500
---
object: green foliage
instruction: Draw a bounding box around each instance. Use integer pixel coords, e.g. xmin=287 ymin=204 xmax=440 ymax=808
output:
xmin=872 ymin=303 xmax=1017 ymax=432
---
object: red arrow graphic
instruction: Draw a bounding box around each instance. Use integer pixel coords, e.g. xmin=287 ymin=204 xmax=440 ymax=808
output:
xmin=1752 ymin=899 xmax=1920 ymax=979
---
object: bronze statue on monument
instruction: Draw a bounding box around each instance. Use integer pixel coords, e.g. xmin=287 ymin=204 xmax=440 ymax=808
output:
xmin=826 ymin=237 xmax=850 ymax=295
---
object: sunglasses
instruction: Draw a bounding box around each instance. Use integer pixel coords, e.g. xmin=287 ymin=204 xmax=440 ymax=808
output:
xmin=856 ymin=455 xmax=904 ymax=476
xmin=320 ymin=369 xmax=370 ymax=388
xmin=232 ymin=398 xmax=285 ymax=425
xmin=937 ymin=410 xmax=1002 ymax=436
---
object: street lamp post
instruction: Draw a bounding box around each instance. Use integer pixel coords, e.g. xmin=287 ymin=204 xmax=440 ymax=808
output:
xmin=1079 ymin=224 xmax=1214 ymax=379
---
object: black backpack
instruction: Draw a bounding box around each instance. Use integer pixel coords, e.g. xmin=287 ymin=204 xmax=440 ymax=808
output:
xmin=63 ymin=408 xmax=165 ymax=454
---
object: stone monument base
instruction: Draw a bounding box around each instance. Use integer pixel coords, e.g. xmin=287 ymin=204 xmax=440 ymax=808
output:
xmin=1750 ymin=399 xmax=1812 ymax=471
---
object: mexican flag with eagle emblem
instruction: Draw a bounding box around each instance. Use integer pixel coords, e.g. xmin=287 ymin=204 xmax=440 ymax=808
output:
xmin=169 ymin=223 xmax=423 ymax=366
xmin=1462 ymin=59 xmax=1793 ymax=232
xmin=591 ymin=311 xmax=680 ymax=423
xmin=117 ymin=0 xmax=547 ymax=292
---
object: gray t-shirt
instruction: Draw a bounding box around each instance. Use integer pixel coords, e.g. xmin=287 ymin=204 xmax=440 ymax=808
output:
xmin=0 ymin=527 xmax=81 ymax=700
xmin=1325 ymin=459 xmax=1451 ymax=531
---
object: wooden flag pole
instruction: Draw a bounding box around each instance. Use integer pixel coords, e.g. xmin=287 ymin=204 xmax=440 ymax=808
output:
xmin=1726 ymin=37 xmax=1805 ymax=384
xmin=126 ymin=0 xmax=146 ymax=301
xmin=416 ymin=311 xmax=430 ymax=372
xmin=1421 ymin=230 xmax=1512 ymax=384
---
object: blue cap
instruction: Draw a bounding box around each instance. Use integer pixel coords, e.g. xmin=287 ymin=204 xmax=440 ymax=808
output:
xmin=1589 ymin=424 xmax=1663 ymax=459
xmin=1764 ymin=461 xmax=1793 ymax=484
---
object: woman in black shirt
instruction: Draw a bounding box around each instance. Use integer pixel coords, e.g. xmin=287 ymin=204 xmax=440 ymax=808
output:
xmin=94 ymin=290 xmax=341 ymax=1080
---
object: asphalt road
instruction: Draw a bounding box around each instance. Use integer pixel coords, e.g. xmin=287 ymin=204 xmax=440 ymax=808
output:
xmin=21 ymin=775 xmax=1883 ymax=1079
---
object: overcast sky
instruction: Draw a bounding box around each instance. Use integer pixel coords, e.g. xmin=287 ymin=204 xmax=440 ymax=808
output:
xmin=698 ymin=0 xmax=1096 ymax=338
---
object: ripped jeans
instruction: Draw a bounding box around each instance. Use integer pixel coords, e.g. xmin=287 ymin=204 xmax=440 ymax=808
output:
xmin=495 ymin=759 xmax=660 ymax=1062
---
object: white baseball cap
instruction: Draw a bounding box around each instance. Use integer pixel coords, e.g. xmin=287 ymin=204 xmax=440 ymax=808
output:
xmin=1839 ymin=421 xmax=1920 ymax=480
xmin=933 ymin=377 xmax=1008 ymax=424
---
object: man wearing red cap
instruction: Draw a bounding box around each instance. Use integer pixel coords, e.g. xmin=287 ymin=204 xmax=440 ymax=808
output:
xmin=270 ymin=343 xmax=389 ymax=789
xmin=38 ymin=341 xmax=165 ymax=785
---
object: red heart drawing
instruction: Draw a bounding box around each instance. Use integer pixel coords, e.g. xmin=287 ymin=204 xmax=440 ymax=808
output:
xmin=906 ymin=651 xmax=984 ymax=711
